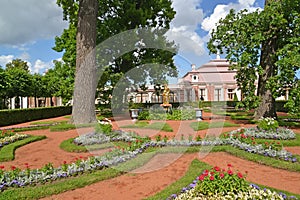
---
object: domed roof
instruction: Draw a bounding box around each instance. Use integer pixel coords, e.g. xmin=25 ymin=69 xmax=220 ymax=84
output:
xmin=196 ymin=59 xmax=235 ymax=73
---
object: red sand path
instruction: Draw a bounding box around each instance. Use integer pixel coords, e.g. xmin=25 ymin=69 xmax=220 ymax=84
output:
xmin=0 ymin=115 xmax=299 ymax=199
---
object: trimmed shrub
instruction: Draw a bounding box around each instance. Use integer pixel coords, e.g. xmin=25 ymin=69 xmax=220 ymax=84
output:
xmin=0 ymin=106 xmax=72 ymax=126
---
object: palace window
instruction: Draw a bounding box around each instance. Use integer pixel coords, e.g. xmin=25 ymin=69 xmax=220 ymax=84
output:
xmin=199 ymin=88 xmax=205 ymax=100
xmin=227 ymin=89 xmax=235 ymax=100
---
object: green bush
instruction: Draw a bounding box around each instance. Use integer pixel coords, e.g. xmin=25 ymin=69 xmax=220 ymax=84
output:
xmin=0 ymin=106 xmax=72 ymax=126
xmin=95 ymin=123 xmax=112 ymax=134
xmin=137 ymin=110 xmax=150 ymax=120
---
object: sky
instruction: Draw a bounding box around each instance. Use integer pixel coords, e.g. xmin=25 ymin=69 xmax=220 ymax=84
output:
xmin=0 ymin=0 xmax=276 ymax=76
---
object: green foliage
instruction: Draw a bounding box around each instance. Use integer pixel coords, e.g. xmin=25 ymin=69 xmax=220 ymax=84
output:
xmin=256 ymin=117 xmax=279 ymax=131
xmin=195 ymin=165 xmax=249 ymax=196
xmin=207 ymin=0 xmax=300 ymax=116
xmin=0 ymin=129 xmax=15 ymax=139
xmin=95 ymin=123 xmax=113 ymax=135
xmin=55 ymin=0 xmax=178 ymax=105
xmin=0 ymin=106 xmax=72 ymax=126
xmin=145 ymin=108 xmax=196 ymax=120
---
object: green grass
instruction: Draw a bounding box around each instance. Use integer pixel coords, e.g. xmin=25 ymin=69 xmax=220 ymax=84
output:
xmin=12 ymin=126 xmax=50 ymax=132
xmin=30 ymin=120 xmax=67 ymax=125
xmin=60 ymin=138 xmax=114 ymax=153
xmin=121 ymin=121 xmax=173 ymax=132
xmin=0 ymin=135 xmax=46 ymax=162
xmin=49 ymin=122 xmax=96 ymax=132
xmin=190 ymin=121 xmax=240 ymax=131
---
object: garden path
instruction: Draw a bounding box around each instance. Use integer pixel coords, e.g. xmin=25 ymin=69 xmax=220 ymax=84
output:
xmin=0 ymin=114 xmax=300 ymax=199
xmin=43 ymin=152 xmax=300 ymax=200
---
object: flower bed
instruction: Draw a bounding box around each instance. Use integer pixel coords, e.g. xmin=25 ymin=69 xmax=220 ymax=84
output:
xmin=229 ymin=127 xmax=296 ymax=140
xmin=0 ymin=133 xmax=29 ymax=148
xmin=168 ymin=165 xmax=297 ymax=200
xmin=0 ymin=125 xmax=297 ymax=192
xmin=73 ymin=130 xmax=138 ymax=146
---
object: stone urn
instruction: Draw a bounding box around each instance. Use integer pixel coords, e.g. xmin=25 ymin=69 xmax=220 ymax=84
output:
xmin=195 ymin=108 xmax=203 ymax=121
xmin=130 ymin=109 xmax=139 ymax=121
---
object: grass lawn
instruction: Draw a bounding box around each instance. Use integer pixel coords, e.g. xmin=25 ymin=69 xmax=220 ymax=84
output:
xmin=120 ymin=121 xmax=173 ymax=132
xmin=190 ymin=121 xmax=240 ymax=131
xmin=30 ymin=120 xmax=67 ymax=125
xmin=60 ymin=138 xmax=114 ymax=153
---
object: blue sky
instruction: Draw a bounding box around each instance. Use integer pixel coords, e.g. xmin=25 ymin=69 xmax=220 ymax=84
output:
xmin=3 ymin=0 xmax=297 ymax=78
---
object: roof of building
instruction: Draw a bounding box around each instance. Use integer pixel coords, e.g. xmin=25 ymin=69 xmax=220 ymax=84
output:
xmin=181 ymin=58 xmax=237 ymax=84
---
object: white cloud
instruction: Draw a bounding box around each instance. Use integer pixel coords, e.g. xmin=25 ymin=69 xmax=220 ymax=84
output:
xmin=0 ymin=0 xmax=68 ymax=47
xmin=167 ymin=0 xmax=206 ymax=58
xmin=31 ymin=59 xmax=52 ymax=74
xmin=202 ymin=0 xmax=261 ymax=33
xmin=0 ymin=55 xmax=14 ymax=67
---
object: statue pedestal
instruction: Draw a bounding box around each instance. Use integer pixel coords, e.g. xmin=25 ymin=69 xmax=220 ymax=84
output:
xmin=160 ymin=103 xmax=172 ymax=113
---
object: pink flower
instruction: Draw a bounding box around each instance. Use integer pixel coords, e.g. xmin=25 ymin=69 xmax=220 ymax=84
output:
xmin=209 ymin=176 xmax=215 ymax=181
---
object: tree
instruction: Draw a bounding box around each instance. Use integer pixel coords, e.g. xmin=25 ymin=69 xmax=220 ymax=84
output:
xmin=207 ymin=0 xmax=300 ymax=119
xmin=31 ymin=73 xmax=44 ymax=107
xmin=71 ymin=0 xmax=98 ymax=124
xmin=0 ymin=67 xmax=9 ymax=109
xmin=5 ymin=59 xmax=32 ymax=108
xmin=56 ymin=0 xmax=177 ymax=123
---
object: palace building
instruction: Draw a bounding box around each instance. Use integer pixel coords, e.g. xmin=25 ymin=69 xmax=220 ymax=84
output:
xmin=130 ymin=56 xmax=251 ymax=104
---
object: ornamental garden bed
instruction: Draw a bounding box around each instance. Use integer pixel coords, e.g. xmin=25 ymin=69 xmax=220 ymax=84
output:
xmin=0 ymin=117 xmax=300 ymax=199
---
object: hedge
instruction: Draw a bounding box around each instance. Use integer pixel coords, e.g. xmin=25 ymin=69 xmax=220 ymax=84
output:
xmin=0 ymin=106 xmax=72 ymax=127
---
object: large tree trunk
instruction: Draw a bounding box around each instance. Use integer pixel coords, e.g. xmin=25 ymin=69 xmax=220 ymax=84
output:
xmin=254 ymin=38 xmax=278 ymax=120
xmin=254 ymin=0 xmax=278 ymax=120
xmin=72 ymin=0 xmax=98 ymax=124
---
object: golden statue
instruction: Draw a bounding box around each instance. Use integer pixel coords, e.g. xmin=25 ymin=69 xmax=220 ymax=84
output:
xmin=162 ymin=84 xmax=170 ymax=105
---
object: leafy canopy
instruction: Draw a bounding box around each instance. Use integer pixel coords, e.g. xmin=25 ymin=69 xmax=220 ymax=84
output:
xmin=207 ymin=0 xmax=300 ymax=115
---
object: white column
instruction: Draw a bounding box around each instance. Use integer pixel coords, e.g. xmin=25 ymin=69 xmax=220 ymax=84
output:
xmin=11 ymin=97 xmax=15 ymax=109
xmin=22 ymin=97 xmax=28 ymax=109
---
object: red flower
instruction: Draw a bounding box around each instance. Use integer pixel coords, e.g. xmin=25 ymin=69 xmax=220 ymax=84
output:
xmin=0 ymin=166 xmax=4 ymax=169
xmin=219 ymin=173 xmax=225 ymax=179
xmin=237 ymin=172 xmax=243 ymax=179
xmin=24 ymin=163 xmax=29 ymax=166
xmin=209 ymin=176 xmax=215 ymax=181
xmin=251 ymin=137 xmax=255 ymax=141
xmin=227 ymin=170 xmax=233 ymax=175
xmin=203 ymin=170 xmax=209 ymax=176
xmin=227 ymin=163 xmax=233 ymax=168
xmin=63 ymin=161 xmax=67 ymax=164
xmin=11 ymin=166 xmax=16 ymax=171
xmin=198 ymin=175 xmax=205 ymax=181
xmin=214 ymin=166 xmax=221 ymax=172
